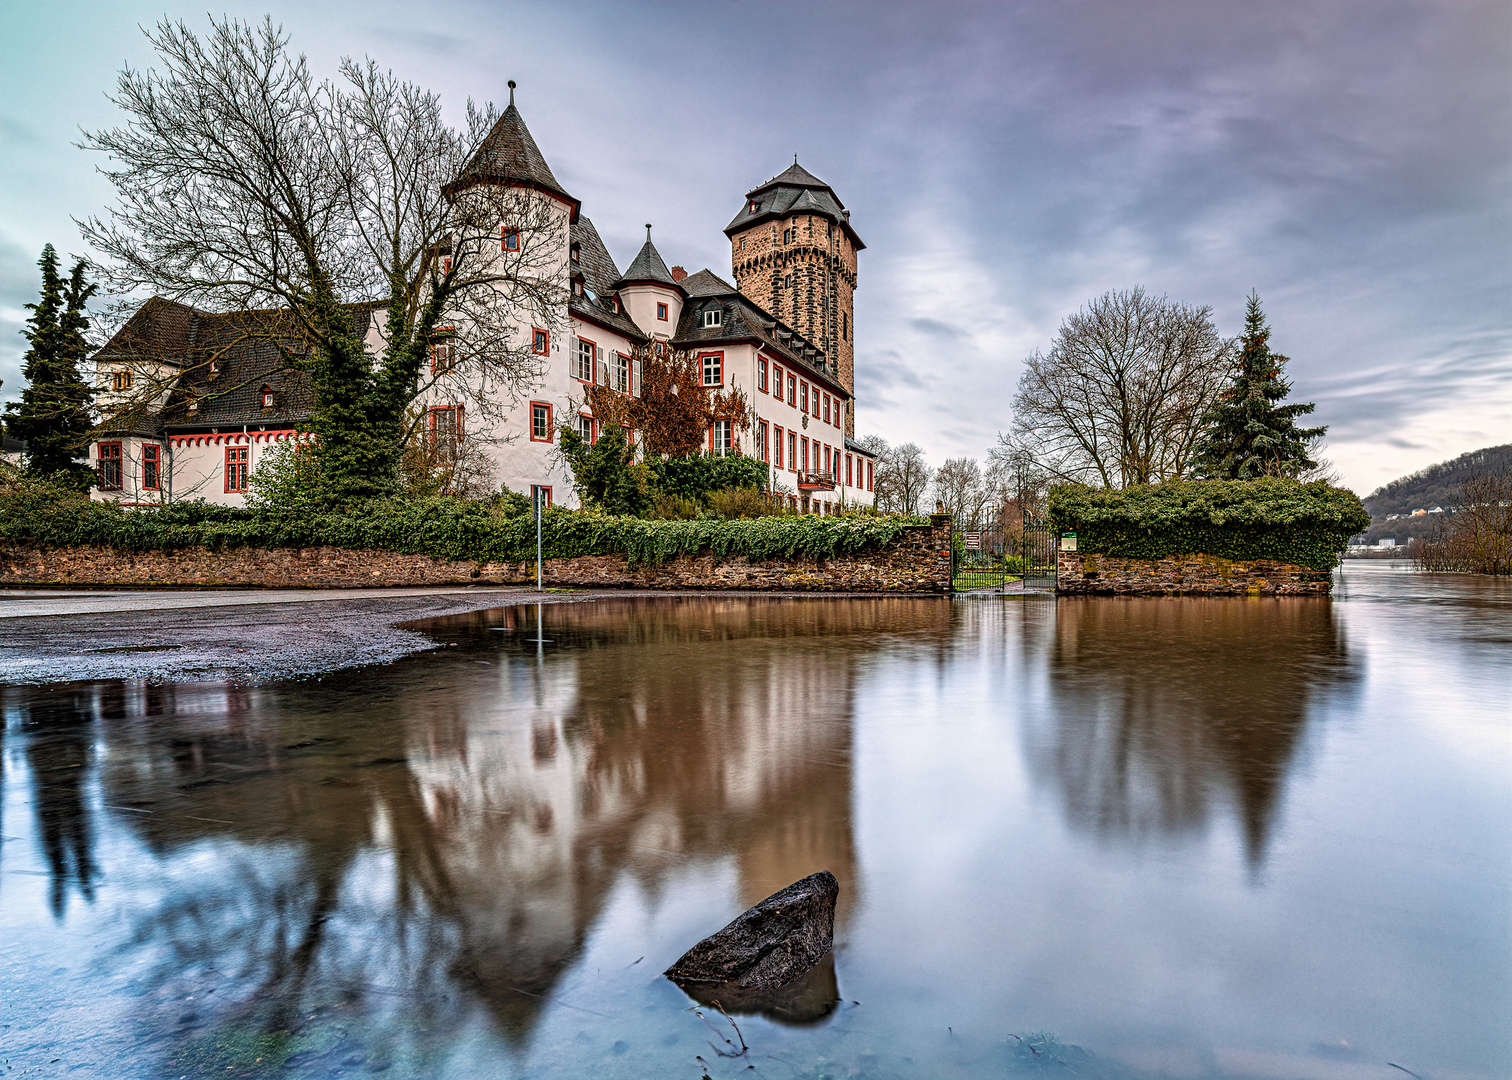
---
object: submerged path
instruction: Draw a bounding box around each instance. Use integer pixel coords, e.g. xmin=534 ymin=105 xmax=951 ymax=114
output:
xmin=0 ymin=585 xmax=933 ymax=684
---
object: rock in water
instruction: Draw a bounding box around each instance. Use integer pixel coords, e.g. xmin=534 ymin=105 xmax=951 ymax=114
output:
xmin=664 ymin=871 xmax=838 ymax=991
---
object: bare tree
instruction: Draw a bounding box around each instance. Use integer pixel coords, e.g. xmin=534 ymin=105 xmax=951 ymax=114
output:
xmin=932 ymin=457 xmax=992 ymax=529
xmin=1011 ymin=288 xmax=1230 ymax=488
xmin=873 ymin=442 xmax=932 ymax=516
xmin=1413 ymin=463 xmax=1512 ymax=575
xmin=79 ymin=17 xmax=565 ymax=500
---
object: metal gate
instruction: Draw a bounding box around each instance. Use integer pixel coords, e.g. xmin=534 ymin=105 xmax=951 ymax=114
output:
xmin=951 ymin=510 xmax=1057 ymax=593
xmin=1020 ymin=516 xmax=1056 ymax=592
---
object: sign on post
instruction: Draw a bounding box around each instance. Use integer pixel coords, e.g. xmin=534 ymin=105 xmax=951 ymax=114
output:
xmin=963 ymin=532 xmax=981 ymax=550
xmin=1059 ymin=533 xmax=1078 ymax=552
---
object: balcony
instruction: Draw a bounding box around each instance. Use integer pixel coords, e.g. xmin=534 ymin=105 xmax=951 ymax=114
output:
xmin=797 ymin=470 xmax=836 ymax=491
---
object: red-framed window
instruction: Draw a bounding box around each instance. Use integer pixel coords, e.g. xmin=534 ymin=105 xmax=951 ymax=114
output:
xmin=711 ymin=419 xmax=733 ymax=456
xmin=846 ymin=454 xmax=853 ymax=487
xmin=431 ymin=326 xmax=457 ymax=374
xmin=757 ymin=358 xmax=768 ymax=393
xmin=502 ymin=227 xmax=520 ymax=251
xmin=142 ymin=444 xmax=162 ymax=491
xmin=700 ymin=352 xmax=723 ymax=387
xmin=835 ymin=399 xmax=843 ymax=427
xmin=867 ymin=460 xmax=874 ymax=491
xmin=823 ymin=445 xmax=831 ymax=474
xmin=97 ymin=442 xmax=123 ymax=491
xmin=787 ymin=374 xmax=796 ymax=406
xmin=656 ymin=302 xmax=668 ymax=321
xmin=224 ymin=445 xmax=249 ymax=493
xmin=774 ymin=426 xmax=784 ymax=468
xmin=575 ymin=413 xmax=595 ymax=444
xmin=532 ymin=328 xmax=550 ymax=355
xmin=429 ymin=405 xmax=463 ymax=463
xmin=788 ymin=432 xmax=796 ymax=471
xmin=613 ymin=352 xmax=630 ymax=393
xmin=772 ymin=365 xmax=783 ymax=398
xmin=801 ymin=437 xmax=809 ymax=473
xmin=799 ymin=381 xmax=808 ymax=414
xmin=757 ymin=420 xmax=769 ymax=462
xmin=574 ymin=335 xmax=596 ymax=382
xmin=530 ymin=401 xmax=553 ymax=442
xmin=260 ymin=385 xmax=275 ymax=409
xmin=530 ymin=484 xmax=552 ymax=509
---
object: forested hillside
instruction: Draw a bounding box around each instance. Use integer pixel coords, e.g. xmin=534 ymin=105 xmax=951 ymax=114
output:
xmin=1363 ymin=444 xmax=1512 ymax=518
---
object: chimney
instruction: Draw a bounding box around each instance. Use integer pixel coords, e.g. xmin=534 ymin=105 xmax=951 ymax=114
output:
xmin=670 ymin=266 xmax=687 ymax=282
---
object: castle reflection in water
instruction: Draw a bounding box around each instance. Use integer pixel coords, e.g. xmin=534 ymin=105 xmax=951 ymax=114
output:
xmin=1 ymin=593 xmax=1354 ymax=1059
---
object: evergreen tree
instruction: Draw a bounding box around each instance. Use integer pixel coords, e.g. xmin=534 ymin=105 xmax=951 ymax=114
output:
xmin=4 ymin=246 xmax=98 ymax=489
xmin=1193 ymin=292 xmax=1325 ymax=480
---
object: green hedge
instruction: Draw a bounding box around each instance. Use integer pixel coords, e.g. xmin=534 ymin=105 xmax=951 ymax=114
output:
xmin=1048 ymin=479 xmax=1370 ymax=569
xmin=0 ymin=479 xmax=920 ymax=568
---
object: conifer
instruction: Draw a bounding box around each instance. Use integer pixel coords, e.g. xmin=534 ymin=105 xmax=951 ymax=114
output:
xmin=3 ymin=246 xmax=98 ymax=489
xmin=1193 ymin=292 xmax=1325 ymax=480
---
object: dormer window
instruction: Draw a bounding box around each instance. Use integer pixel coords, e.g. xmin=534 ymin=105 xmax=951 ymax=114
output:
xmin=749 ymin=200 xmax=760 ymax=214
xmin=702 ymin=308 xmax=722 ymax=328
xmin=261 ymin=386 xmax=275 ymax=409
xmin=573 ymin=279 xmax=584 ymax=296
xmin=570 ymin=243 xmax=580 ymax=263
xmin=186 ymin=398 xmax=199 ymax=414
xmin=501 ymin=227 xmax=519 ymax=252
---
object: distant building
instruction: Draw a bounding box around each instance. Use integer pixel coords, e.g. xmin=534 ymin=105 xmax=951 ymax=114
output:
xmin=86 ymin=95 xmax=876 ymax=514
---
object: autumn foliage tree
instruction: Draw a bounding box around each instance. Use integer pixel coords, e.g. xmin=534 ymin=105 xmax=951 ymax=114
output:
xmin=582 ymin=340 xmax=749 ymax=457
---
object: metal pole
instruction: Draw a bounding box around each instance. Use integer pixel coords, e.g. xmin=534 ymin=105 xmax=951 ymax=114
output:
xmin=535 ymin=488 xmax=543 ymax=591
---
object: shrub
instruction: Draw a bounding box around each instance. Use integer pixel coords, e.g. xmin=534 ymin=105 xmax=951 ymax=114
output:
xmin=646 ymin=453 xmax=769 ymax=501
xmin=1048 ymin=479 xmax=1369 ymax=569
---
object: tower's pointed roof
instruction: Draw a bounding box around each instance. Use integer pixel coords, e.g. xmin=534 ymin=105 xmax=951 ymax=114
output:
xmin=725 ymin=158 xmax=863 ymax=250
xmin=613 ymin=226 xmax=684 ymax=293
xmin=443 ymin=87 xmax=578 ymax=218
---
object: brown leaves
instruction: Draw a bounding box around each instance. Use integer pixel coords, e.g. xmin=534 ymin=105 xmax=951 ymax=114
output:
xmin=595 ymin=342 xmax=752 ymax=458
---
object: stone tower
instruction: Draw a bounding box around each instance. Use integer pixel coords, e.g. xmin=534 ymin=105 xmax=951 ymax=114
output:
xmin=725 ymin=162 xmax=864 ymax=437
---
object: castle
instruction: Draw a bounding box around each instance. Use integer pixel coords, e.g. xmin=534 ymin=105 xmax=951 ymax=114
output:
xmin=86 ymin=93 xmax=875 ymax=512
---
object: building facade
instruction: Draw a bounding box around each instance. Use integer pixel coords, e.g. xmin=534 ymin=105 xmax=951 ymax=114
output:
xmin=88 ymin=95 xmax=875 ymax=513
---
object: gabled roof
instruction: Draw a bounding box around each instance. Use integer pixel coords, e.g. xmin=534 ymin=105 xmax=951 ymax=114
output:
xmin=96 ymin=297 xmax=201 ymax=366
xmin=724 ymin=159 xmax=864 ymax=250
xmin=671 ymin=269 xmax=847 ymax=397
xmin=442 ymin=96 xmax=579 ymax=220
xmin=613 ymin=233 xmax=684 ymax=294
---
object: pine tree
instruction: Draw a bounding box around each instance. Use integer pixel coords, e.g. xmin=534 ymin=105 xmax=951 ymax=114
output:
xmin=1193 ymin=292 xmax=1325 ymax=480
xmin=4 ymin=246 xmax=97 ymax=489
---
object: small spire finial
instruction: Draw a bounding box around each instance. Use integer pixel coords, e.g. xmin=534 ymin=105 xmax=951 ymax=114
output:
xmin=794 ymin=152 xmax=799 ymax=165
xmin=645 ymin=223 xmax=652 ymax=242
xmin=507 ymin=79 xmax=516 ymax=106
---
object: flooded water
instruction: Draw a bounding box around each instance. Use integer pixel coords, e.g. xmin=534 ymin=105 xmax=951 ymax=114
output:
xmin=2 ymin=562 xmax=1508 ymax=1079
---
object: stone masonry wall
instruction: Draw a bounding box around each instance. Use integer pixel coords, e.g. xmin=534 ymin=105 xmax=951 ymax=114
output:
xmin=0 ymin=523 xmax=950 ymax=593
xmin=1056 ymin=552 xmax=1335 ymax=596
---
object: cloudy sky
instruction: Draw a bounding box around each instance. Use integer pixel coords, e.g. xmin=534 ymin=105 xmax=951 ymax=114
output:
xmin=1 ymin=0 xmax=1507 ymax=494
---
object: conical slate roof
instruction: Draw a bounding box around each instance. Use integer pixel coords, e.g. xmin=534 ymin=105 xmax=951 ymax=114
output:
xmin=443 ymin=96 xmax=578 ymax=218
xmin=749 ymin=161 xmax=833 ymax=198
xmin=613 ymin=231 xmax=683 ymax=293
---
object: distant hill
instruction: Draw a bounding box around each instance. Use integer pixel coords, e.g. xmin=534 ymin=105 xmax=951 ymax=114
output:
xmin=1355 ymin=444 xmax=1512 ymax=546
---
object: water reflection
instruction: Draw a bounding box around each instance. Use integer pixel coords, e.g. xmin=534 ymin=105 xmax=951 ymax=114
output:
xmin=1030 ymin=597 xmax=1357 ymax=867
xmin=1 ymin=597 xmax=950 ymax=1070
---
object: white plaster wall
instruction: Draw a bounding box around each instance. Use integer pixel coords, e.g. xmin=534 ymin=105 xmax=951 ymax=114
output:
xmin=618 ymin=283 xmax=682 ymax=338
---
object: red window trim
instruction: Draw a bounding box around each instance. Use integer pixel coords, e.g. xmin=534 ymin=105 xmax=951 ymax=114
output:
xmin=772 ymin=364 xmax=784 ymax=398
xmin=97 ymin=441 xmax=123 ymax=491
xmin=531 ymin=327 xmax=550 ymax=356
xmin=502 ymin=227 xmax=520 ymax=252
xmin=801 ymin=436 xmax=809 ymax=472
xmin=529 ymin=400 xmax=554 ymax=443
xmin=846 ymin=453 xmax=853 ymax=487
xmin=787 ymin=374 xmax=796 ymax=406
xmin=575 ymin=333 xmax=597 ymax=384
xmin=788 ymin=432 xmax=797 ymax=471
xmin=429 ymin=325 xmax=457 ymax=374
xmin=142 ymin=444 xmax=162 ymax=491
xmin=223 ymin=444 xmax=249 ymax=494
xmin=699 ymin=351 xmax=724 ymax=387
xmin=757 ymin=420 xmax=769 ymax=462
xmin=774 ymin=425 xmax=784 ymax=468
xmin=757 ymin=358 xmax=768 ymax=393
xmin=656 ymin=302 xmax=668 ymax=321
xmin=531 ymin=484 xmax=553 ymax=508
xmin=867 ymin=460 xmax=874 ymax=491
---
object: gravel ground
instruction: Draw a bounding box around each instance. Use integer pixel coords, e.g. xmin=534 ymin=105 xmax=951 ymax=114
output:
xmin=0 ymin=585 xmax=615 ymax=683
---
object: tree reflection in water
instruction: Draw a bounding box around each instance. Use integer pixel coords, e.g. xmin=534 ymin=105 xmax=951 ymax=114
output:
xmin=21 ymin=686 xmax=103 ymax=918
xmin=3 ymin=597 xmax=949 ymax=1072
xmin=1030 ymin=597 xmax=1358 ymax=867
